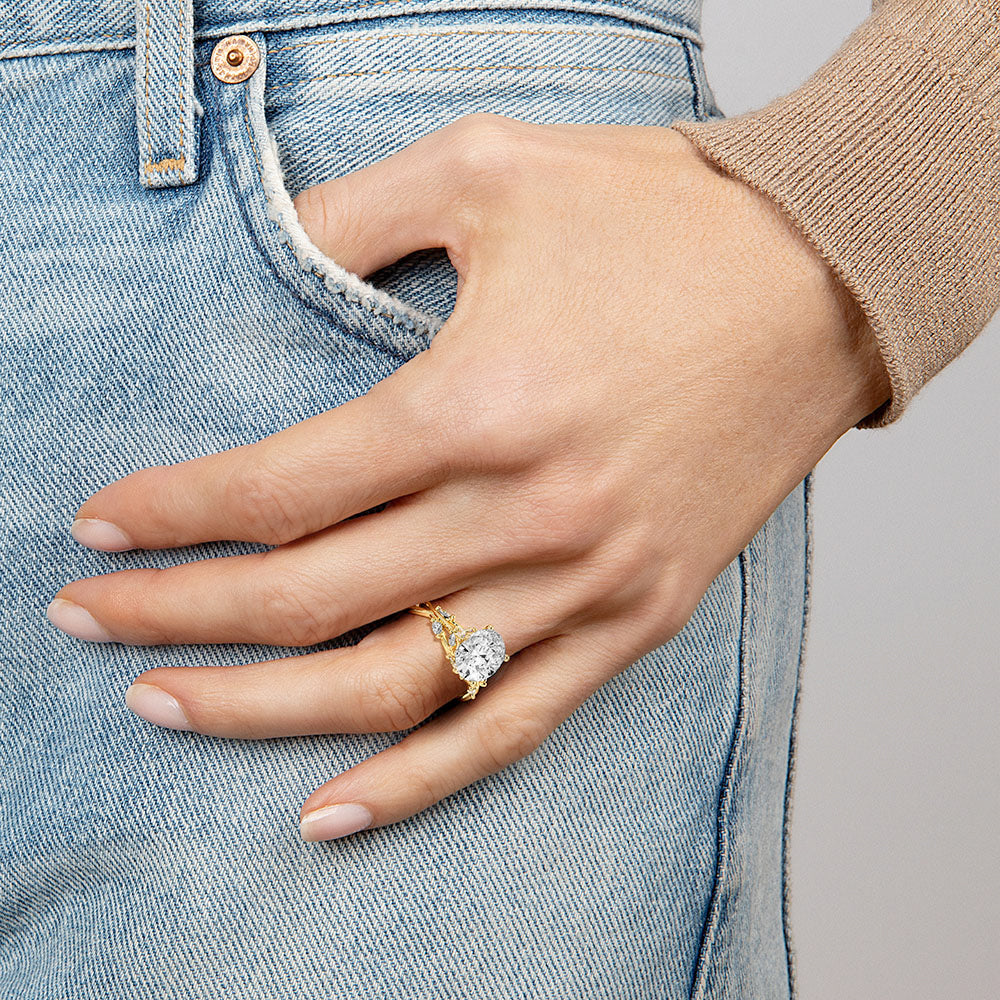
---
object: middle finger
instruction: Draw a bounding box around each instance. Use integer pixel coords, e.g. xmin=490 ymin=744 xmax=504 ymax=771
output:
xmin=49 ymin=490 xmax=502 ymax=647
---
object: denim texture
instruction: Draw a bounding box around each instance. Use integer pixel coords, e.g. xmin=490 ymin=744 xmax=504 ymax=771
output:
xmin=1 ymin=3 xmax=806 ymax=997
xmin=136 ymin=0 xmax=199 ymax=187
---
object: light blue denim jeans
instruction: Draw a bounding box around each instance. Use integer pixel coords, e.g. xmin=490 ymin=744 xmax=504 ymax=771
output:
xmin=1 ymin=2 xmax=809 ymax=997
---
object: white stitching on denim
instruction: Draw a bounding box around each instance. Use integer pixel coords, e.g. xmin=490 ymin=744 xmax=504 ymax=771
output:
xmin=267 ymin=26 xmax=684 ymax=53
xmin=241 ymin=79 xmax=441 ymax=337
xmin=266 ymin=61 xmax=689 ymax=92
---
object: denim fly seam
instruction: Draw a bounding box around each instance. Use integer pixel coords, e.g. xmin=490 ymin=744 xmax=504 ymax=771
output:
xmin=136 ymin=0 xmax=199 ymax=186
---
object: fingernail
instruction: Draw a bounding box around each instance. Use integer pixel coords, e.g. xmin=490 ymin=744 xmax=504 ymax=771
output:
xmin=300 ymin=803 xmax=374 ymax=842
xmin=125 ymin=682 xmax=192 ymax=731
xmin=70 ymin=518 xmax=135 ymax=552
xmin=46 ymin=597 xmax=116 ymax=642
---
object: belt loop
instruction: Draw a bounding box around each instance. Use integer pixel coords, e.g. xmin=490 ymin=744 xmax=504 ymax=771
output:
xmin=135 ymin=0 xmax=199 ymax=188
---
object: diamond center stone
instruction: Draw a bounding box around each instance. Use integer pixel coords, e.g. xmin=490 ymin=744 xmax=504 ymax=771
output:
xmin=453 ymin=628 xmax=506 ymax=683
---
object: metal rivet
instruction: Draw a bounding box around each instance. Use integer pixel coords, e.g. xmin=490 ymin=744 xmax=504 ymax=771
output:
xmin=211 ymin=35 xmax=259 ymax=84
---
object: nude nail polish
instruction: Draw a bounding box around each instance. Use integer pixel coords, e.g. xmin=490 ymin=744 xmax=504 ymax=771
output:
xmin=125 ymin=683 xmax=192 ymax=731
xmin=70 ymin=518 xmax=135 ymax=551
xmin=300 ymin=803 xmax=374 ymax=842
xmin=46 ymin=598 xmax=115 ymax=642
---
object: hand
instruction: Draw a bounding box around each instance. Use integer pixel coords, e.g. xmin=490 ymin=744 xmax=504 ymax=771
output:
xmin=47 ymin=115 xmax=889 ymax=841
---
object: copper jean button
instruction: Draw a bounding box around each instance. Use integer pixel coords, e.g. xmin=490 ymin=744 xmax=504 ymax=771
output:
xmin=211 ymin=35 xmax=259 ymax=84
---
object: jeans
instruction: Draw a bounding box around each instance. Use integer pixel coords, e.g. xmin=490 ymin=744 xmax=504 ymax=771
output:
xmin=1 ymin=2 xmax=808 ymax=997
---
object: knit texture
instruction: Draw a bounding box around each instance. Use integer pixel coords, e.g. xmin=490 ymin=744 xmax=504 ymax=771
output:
xmin=672 ymin=0 xmax=1000 ymax=427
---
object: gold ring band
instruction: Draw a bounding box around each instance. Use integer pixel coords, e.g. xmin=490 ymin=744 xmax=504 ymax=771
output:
xmin=408 ymin=603 xmax=510 ymax=701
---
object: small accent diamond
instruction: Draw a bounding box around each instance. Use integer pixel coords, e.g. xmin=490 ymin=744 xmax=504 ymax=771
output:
xmin=431 ymin=621 xmax=443 ymax=635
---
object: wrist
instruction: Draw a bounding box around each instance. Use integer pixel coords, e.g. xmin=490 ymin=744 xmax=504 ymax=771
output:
xmin=668 ymin=128 xmax=891 ymax=435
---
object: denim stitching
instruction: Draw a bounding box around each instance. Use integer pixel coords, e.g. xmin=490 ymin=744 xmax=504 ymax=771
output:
xmin=2 ymin=2 xmax=702 ymax=55
xmin=0 ymin=31 xmax=131 ymax=47
xmin=143 ymin=4 xmax=152 ymax=169
xmin=176 ymin=0 xmax=186 ymax=163
xmin=267 ymin=26 xmax=684 ymax=53
xmin=781 ymin=474 xmax=814 ymax=1000
xmin=142 ymin=0 xmax=188 ymax=176
xmin=267 ymin=62 xmax=689 ymax=90
xmin=689 ymin=544 xmax=752 ymax=1000
xmin=240 ymin=80 xmax=438 ymax=338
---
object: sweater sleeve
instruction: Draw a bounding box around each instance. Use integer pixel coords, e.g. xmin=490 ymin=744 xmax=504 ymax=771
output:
xmin=671 ymin=0 xmax=1000 ymax=428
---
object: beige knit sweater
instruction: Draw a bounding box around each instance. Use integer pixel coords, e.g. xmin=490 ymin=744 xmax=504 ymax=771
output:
xmin=671 ymin=0 xmax=1000 ymax=428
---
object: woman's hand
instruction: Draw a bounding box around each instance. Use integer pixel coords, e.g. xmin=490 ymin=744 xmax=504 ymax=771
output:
xmin=47 ymin=115 xmax=889 ymax=841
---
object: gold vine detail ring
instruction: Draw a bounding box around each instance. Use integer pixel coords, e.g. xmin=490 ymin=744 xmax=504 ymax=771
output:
xmin=407 ymin=603 xmax=510 ymax=701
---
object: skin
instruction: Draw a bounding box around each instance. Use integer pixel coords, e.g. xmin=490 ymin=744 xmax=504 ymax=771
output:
xmin=47 ymin=116 xmax=890 ymax=841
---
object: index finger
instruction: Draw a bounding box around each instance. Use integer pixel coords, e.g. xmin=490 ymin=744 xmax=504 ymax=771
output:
xmin=71 ymin=350 xmax=447 ymax=551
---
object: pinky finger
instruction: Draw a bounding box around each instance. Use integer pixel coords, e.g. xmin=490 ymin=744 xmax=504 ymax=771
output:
xmin=298 ymin=628 xmax=619 ymax=842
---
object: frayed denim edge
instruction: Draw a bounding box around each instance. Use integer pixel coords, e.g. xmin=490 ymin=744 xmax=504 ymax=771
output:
xmin=243 ymin=39 xmax=443 ymax=338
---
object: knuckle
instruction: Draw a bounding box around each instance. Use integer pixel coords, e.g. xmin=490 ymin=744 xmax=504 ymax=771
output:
xmin=646 ymin=571 xmax=704 ymax=640
xmin=447 ymin=113 xmax=526 ymax=191
xmin=224 ymin=462 xmax=302 ymax=545
xmin=106 ymin=568 xmax=182 ymax=644
xmin=249 ymin=564 xmax=333 ymax=646
xmin=476 ymin=706 xmax=547 ymax=772
xmin=357 ymin=663 xmax=436 ymax=732
xmin=492 ymin=474 xmax=609 ymax=565
xmin=399 ymin=764 xmax=443 ymax=809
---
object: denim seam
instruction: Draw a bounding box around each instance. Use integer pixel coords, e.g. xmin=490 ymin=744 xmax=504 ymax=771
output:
xmin=142 ymin=4 xmax=152 ymax=169
xmin=227 ymin=66 xmax=440 ymax=351
xmin=0 ymin=3 xmax=704 ymax=59
xmin=689 ymin=543 xmax=752 ymax=1000
xmin=243 ymin=88 xmax=439 ymax=336
xmin=266 ymin=25 xmax=685 ymax=53
xmin=193 ymin=24 xmax=685 ymax=70
xmin=680 ymin=37 xmax=703 ymax=121
xmin=266 ymin=61 xmax=690 ymax=90
xmin=781 ymin=472 xmax=813 ymax=1000
xmin=211 ymin=80 xmax=412 ymax=359
xmin=139 ymin=3 xmax=189 ymax=176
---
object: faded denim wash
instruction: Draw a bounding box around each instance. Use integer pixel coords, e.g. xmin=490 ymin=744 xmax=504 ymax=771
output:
xmin=1 ymin=2 xmax=807 ymax=997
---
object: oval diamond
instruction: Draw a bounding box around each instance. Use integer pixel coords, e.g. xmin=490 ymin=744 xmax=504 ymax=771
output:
xmin=453 ymin=628 xmax=506 ymax=684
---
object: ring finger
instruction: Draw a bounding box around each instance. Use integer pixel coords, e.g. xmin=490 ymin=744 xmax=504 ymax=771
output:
xmin=122 ymin=571 xmax=590 ymax=739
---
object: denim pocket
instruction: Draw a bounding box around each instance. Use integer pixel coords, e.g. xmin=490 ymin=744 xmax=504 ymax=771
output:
xmin=210 ymin=34 xmax=438 ymax=362
xmin=214 ymin=11 xmax=698 ymax=330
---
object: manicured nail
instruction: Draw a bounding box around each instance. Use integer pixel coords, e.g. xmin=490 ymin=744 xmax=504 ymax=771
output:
xmin=46 ymin=598 xmax=115 ymax=642
xmin=70 ymin=518 xmax=135 ymax=551
xmin=125 ymin=683 xmax=192 ymax=731
xmin=300 ymin=803 xmax=374 ymax=842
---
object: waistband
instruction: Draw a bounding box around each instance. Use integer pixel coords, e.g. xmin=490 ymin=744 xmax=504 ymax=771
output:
xmin=0 ymin=0 xmax=703 ymax=60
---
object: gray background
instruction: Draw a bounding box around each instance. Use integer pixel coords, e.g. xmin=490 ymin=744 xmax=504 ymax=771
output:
xmin=698 ymin=2 xmax=1000 ymax=997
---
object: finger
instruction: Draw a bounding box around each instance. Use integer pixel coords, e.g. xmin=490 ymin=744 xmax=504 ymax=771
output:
xmin=121 ymin=576 xmax=582 ymax=737
xmin=70 ymin=348 xmax=448 ymax=552
xmin=53 ymin=489 xmax=503 ymax=647
xmin=293 ymin=113 xmax=528 ymax=277
xmin=295 ymin=626 xmax=620 ymax=841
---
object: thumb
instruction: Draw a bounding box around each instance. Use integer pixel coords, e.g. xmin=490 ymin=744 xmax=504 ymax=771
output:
xmin=292 ymin=112 xmax=517 ymax=279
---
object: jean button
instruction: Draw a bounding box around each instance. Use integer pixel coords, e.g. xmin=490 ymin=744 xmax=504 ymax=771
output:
xmin=211 ymin=35 xmax=260 ymax=84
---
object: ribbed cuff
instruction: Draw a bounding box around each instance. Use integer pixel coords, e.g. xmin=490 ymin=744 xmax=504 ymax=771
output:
xmin=672 ymin=0 xmax=1000 ymax=427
